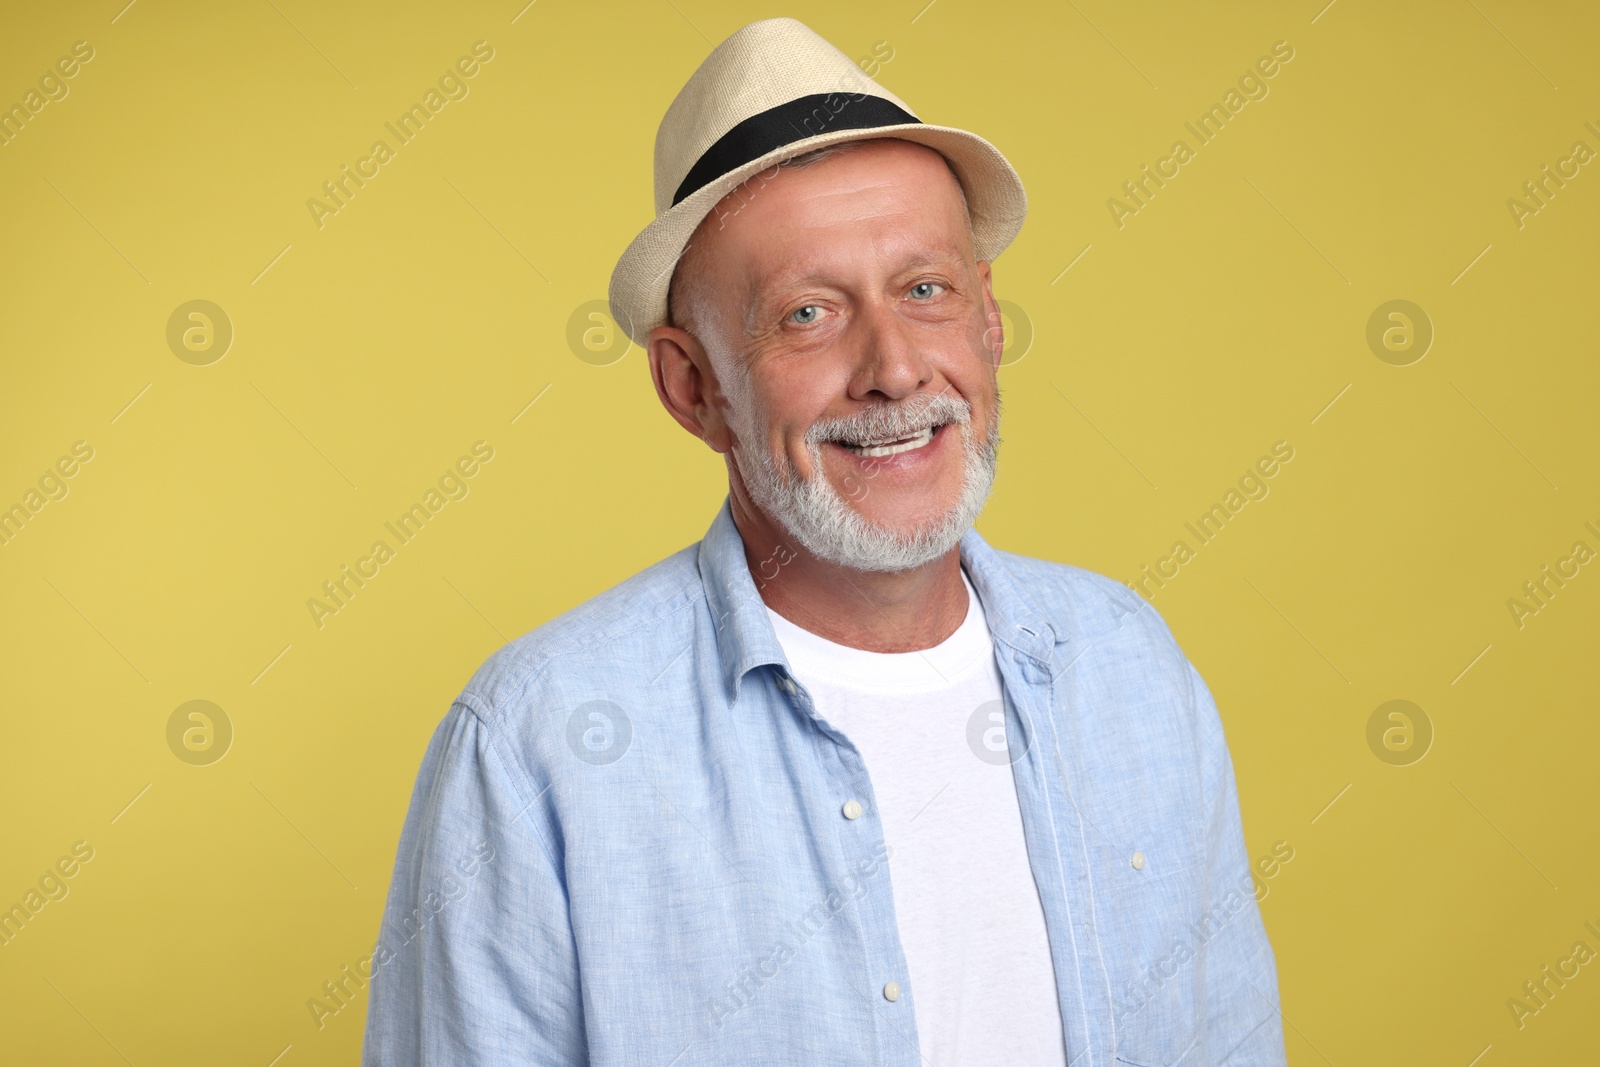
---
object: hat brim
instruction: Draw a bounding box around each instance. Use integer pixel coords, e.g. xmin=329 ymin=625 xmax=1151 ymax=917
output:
xmin=607 ymin=123 xmax=1027 ymax=348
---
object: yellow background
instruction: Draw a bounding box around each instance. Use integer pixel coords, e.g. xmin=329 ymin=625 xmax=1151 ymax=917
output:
xmin=2 ymin=0 xmax=1596 ymax=1063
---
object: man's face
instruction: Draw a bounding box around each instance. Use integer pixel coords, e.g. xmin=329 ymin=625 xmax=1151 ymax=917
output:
xmin=665 ymin=138 xmax=1005 ymax=572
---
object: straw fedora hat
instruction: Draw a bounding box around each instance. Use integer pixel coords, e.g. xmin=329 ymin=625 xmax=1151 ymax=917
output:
xmin=607 ymin=16 xmax=1028 ymax=347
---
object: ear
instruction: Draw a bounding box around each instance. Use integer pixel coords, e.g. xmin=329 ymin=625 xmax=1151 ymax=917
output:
xmin=976 ymin=260 xmax=1003 ymax=368
xmin=647 ymin=324 xmax=733 ymax=453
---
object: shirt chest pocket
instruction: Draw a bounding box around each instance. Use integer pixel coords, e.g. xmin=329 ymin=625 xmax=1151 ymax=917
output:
xmin=1089 ymin=823 xmax=1203 ymax=1067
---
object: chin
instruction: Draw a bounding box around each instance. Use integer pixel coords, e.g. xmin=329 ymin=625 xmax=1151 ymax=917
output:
xmin=843 ymin=490 xmax=962 ymax=537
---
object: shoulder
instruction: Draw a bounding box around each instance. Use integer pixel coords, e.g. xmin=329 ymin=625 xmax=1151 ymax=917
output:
xmin=987 ymin=549 xmax=1216 ymax=840
xmin=453 ymin=541 xmax=705 ymax=730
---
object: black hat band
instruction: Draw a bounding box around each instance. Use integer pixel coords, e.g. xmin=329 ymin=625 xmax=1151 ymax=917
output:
xmin=671 ymin=92 xmax=921 ymax=207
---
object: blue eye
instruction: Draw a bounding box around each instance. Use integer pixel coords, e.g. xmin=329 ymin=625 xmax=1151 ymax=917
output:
xmin=910 ymin=282 xmax=943 ymax=300
xmin=791 ymin=305 xmax=820 ymax=324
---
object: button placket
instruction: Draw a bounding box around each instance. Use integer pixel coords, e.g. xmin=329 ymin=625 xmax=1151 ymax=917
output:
xmin=798 ymin=682 xmax=916 ymax=1059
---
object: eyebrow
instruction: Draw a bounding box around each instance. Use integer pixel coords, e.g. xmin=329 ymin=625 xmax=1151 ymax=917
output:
xmin=745 ymin=245 xmax=969 ymax=325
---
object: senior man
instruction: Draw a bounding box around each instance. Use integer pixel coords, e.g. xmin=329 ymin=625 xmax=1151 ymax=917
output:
xmin=365 ymin=17 xmax=1286 ymax=1067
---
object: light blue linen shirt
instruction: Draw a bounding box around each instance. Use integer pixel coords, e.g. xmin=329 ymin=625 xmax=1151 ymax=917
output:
xmin=363 ymin=497 xmax=1287 ymax=1066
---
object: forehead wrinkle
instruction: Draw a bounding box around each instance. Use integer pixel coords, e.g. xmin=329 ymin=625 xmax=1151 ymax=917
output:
xmin=832 ymin=169 xmax=921 ymax=260
xmin=830 ymin=150 xmax=974 ymax=254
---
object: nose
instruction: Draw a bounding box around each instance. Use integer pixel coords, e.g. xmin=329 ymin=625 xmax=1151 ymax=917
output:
xmin=845 ymin=297 xmax=935 ymax=403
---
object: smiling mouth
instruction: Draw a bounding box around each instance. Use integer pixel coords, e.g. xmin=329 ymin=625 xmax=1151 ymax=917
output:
xmin=837 ymin=424 xmax=942 ymax=457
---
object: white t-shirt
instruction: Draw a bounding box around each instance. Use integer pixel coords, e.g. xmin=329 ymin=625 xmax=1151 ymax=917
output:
xmin=765 ymin=568 xmax=1068 ymax=1066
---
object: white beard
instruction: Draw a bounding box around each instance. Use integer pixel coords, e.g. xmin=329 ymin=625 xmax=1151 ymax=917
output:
xmin=730 ymin=389 xmax=1000 ymax=574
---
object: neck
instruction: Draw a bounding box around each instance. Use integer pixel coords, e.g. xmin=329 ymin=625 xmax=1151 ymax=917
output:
xmin=728 ymin=483 xmax=971 ymax=654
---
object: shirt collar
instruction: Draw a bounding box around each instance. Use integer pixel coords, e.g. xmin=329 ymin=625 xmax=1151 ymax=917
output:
xmin=957 ymin=523 xmax=1063 ymax=667
xmin=696 ymin=495 xmax=1064 ymax=705
xmin=698 ymin=497 xmax=791 ymax=706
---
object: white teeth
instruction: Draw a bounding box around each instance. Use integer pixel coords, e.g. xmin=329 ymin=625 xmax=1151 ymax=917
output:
xmin=841 ymin=426 xmax=935 ymax=457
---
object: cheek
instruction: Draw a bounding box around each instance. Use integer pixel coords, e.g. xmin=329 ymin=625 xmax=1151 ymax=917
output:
xmin=940 ymin=360 xmax=998 ymax=426
xmin=731 ymin=391 xmax=812 ymax=476
xmin=749 ymin=368 xmax=832 ymax=441
xmin=786 ymin=420 xmax=835 ymax=484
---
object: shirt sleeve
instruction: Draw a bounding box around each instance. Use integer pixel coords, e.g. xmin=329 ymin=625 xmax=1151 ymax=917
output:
xmin=362 ymin=699 xmax=586 ymax=1065
xmin=1188 ymin=661 xmax=1289 ymax=1066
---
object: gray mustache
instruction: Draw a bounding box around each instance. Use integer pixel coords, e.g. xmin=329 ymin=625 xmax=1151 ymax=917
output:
xmin=806 ymin=394 xmax=971 ymax=447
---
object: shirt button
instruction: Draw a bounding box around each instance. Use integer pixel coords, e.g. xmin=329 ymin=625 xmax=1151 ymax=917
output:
xmin=1131 ymin=850 xmax=1146 ymax=870
xmin=778 ymin=676 xmax=796 ymax=695
xmin=842 ymin=799 xmax=863 ymax=820
xmin=883 ymin=981 xmax=901 ymax=1002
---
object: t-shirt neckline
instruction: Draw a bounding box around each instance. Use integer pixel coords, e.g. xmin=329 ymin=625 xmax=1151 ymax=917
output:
xmin=764 ymin=567 xmax=994 ymax=691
